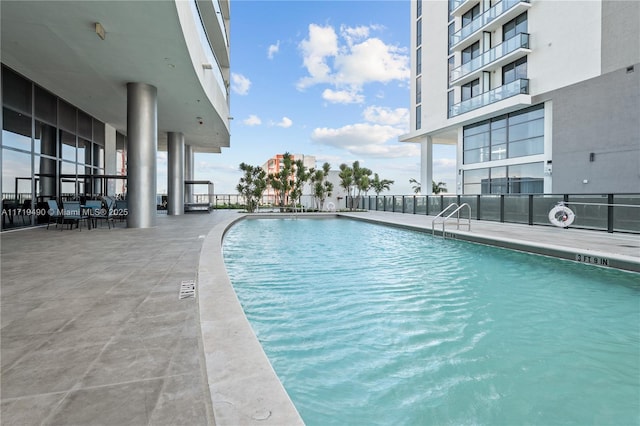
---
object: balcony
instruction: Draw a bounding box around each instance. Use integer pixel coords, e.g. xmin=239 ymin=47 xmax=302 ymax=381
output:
xmin=449 ymin=78 xmax=529 ymax=117
xmin=450 ymin=33 xmax=530 ymax=85
xmin=450 ymin=0 xmax=480 ymax=17
xmin=450 ymin=0 xmax=530 ymax=50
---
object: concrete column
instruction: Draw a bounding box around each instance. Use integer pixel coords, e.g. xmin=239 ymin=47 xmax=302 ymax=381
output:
xmin=104 ymin=124 xmax=117 ymax=196
xmin=167 ymin=132 xmax=184 ymax=215
xmin=420 ymin=136 xmax=433 ymax=194
xmin=39 ymin=123 xmax=57 ymax=198
xmin=184 ymin=144 xmax=194 ymax=203
xmin=126 ymin=82 xmax=157 ymax=228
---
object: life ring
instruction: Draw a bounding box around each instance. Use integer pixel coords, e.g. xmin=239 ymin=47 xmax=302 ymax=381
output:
xmin=325 ymin=202 xmax=336 ymax=212
xmin=548 ymin=203 xmax=575 ymax=227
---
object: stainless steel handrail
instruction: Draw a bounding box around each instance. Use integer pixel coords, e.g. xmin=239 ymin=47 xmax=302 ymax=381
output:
xmin=432 ymin=203 xmax=472 ymax=238
xmin=431 ymin=203 xmax=459 ymax=235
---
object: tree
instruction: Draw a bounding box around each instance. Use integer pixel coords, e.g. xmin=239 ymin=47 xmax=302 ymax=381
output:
xmin=339 ymin=161 xmax=372 ymax=210
xmin=310 ymin=162 xmax=333 ymax=210
xmin=432 ymin=181 xmax=448 ymax=194
xmin=290 ymin=159 xmax=312 ymax=211
xmin=267 ymin=152 xmax=294 ymax=209
xmin=236 ymin=163 xmax=267 ymax=213
xmin=371 ymin=173 xmax=395 ymax=195
xmin=409 ymin=178 xmax=421 ymax=194
xmin=409 ymin=178 xmax=448 ymax=194
xmin=338 ymin=163 xmax=354 ymax=210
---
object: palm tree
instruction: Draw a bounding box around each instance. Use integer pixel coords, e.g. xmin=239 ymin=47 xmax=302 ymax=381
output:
xmin=372 ymin=173 xmax=395 ymax=195
xmin=409 ymin=178 xmax=421 ymax=194
xmin=410 ymin=178 xmax=447 ymax=194
xmin=432 ymin=181 xmax=448 ymax=194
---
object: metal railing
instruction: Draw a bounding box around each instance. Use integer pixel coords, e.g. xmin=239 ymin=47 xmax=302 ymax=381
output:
xmin=432 ymin=203 xmax=472 ymax=238
xmin=357 ymin=194 xmax=640 ymax=234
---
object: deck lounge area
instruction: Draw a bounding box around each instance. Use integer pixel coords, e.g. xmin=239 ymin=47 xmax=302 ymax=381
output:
xmin=1 ymin=210 xmax=638 ymax=425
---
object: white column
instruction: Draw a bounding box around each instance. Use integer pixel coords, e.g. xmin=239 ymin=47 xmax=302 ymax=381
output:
xmin=167 ymin=132 xmax=185 ymax=215
xmin=184 ymin=144 xmax=194 ymax=204
xmin=420 ymin=136 xmax=433 ymax=194
xmin=126 ymin=82 xmax=157 ymax=228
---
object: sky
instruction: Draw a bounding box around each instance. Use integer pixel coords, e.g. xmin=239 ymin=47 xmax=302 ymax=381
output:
xmin=161 ymin=0 xmax=456 ymax=195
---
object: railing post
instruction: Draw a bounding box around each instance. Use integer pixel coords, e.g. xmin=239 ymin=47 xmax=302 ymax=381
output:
xmin=500 ymin=194 xmax=505 ymax=223
xmin=528 ymin=194 xmax=534 ymax=225
xmin=477 ymin=195 xmax=481 ymax=220
xmin=383 ymin=196 xmax=386 ymax=212
xmin=413 ymin=196 xmax=417 ymax=215
xmin=608 ymin=194 xmax=614 ymax=233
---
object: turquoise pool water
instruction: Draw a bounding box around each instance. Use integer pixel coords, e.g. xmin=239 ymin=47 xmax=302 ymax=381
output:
xmin=223 ymin=218 xmax=640 ymax=425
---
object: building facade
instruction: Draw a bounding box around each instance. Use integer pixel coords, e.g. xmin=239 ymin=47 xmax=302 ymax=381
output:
xmin=400 ymin=0 xmax=639 ymax=195
xmin=1 ymin=0 xmax=230 ymax=230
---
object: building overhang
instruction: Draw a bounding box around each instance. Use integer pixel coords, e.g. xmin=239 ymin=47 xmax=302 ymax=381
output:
xmin=400 ymin=94 xmax=532 ymax=144
xmin=1 ymin=0 xmax=230 ymax=153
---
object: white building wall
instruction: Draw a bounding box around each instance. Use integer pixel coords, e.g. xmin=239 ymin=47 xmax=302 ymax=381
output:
xmin=420 ymin=1 xmax=451 ymax=133
xmin=527 ymin=1 xmax=602 ymax=95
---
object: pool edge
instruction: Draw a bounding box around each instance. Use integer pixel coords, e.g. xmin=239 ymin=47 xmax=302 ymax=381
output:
xmin=197 ymin=213 xmax=305 ymax=426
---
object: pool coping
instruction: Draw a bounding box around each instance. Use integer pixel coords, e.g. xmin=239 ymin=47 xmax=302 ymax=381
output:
xmin=340 ymin=213 xmax=640 ymax=274
xmin=196 ymin=211 xmax=639 ymax=425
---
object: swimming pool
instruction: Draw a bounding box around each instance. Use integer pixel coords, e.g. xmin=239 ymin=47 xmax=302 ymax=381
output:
xmin=223 ymin=218 xmax=640 ymax=425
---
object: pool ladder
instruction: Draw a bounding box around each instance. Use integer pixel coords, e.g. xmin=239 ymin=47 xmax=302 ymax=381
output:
xmin=431 ymin=203 xmax=471 ymax=238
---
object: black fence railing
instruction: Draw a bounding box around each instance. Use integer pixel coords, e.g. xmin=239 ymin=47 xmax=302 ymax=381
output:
xmin=351 ymin=194 xmax=640 ymax=234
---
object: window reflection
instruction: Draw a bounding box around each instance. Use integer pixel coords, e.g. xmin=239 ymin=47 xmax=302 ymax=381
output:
xmin=60 ymin=130 xmax=76 ymax=162
xmin=2 ymin=108 xmax=32 ymax=151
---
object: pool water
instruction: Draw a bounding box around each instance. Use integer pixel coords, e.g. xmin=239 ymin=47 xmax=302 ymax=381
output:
xmin=223 ymin=218 xmax=640 ymax=425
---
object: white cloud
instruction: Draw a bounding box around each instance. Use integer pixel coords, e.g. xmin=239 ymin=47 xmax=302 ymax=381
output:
xmin=274 ymin=117 xmax=293 ymax=128
xmin=362 ymin=106 xmax=409 ymax=127
xmin=267 ymin=41 xmax=280 ymax=59
xmin=297 ymin=24 xmax=338 ymax=89
xmin=231 ymin=73 xmax=251 ymax=95
xmin=340 ymin=24 xmax=370 ymax=46
xmin=311 ymin=123 xmax=418 ymax=158
xmin=322 ymin=88 xmax=364 ymax=104
xmin=333 ymin=38 xmax=409 ymax=86
xmin=243 ymin=114 xmax=262 ymax=126
xmin=297 ymin=23 xmax=409 ymax=98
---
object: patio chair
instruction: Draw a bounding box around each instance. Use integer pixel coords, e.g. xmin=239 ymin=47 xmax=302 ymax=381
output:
xmin=46 ymin=199 xmax=62 ymax=229
xmin=61 ymin=201 xmax=89 ymax=231
xmin=87 ymin=199 xmax=114 ymax=229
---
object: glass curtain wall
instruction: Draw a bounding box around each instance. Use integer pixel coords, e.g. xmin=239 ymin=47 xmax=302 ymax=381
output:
xmin=1 ymin=65 xmax=105 ymax=230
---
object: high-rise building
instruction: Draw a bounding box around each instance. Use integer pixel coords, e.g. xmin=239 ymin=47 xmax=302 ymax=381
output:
xmin=1 ymin=1 xmax=231 ymax=228
xmin=400 ymin=0 xmax=639 ymax=195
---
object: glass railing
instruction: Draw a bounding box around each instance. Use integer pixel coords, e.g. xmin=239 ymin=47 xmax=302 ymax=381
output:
xmin=449 ymin=0 xmax=467 ymax=13
xmin=360 ymin=194 xmax=640 ymax=234
xmin=450 ymin=33 xmax=529 ymax=82
xmin=190 ymin=0 xmax=227 ymax=100
xmin=450 ymin=0 xmax=529 ymax=47
xmin=449 ymin=78 xmax=529 ymax=117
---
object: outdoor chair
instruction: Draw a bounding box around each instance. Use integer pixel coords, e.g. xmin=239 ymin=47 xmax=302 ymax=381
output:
xmin=61 ymin=201 xmax=89 ymax=230
xmin=46 ymin=199 xmax=62 ymax=229
xmin=114 ymin=199 xmax=128 ymax=222
xmin=87 ymin=199 xmax=114 ymax=229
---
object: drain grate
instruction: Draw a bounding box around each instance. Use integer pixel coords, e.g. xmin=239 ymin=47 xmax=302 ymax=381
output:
xmin=179 ymin=280 xmax=196 ymax=300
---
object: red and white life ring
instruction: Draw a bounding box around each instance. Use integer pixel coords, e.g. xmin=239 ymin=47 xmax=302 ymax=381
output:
xmin=548 ymin=203 xmax=575 ymax=227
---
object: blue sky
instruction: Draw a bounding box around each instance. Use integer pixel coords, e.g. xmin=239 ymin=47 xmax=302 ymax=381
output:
xmin=179 ymin=0 xmax=456 ymax=195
